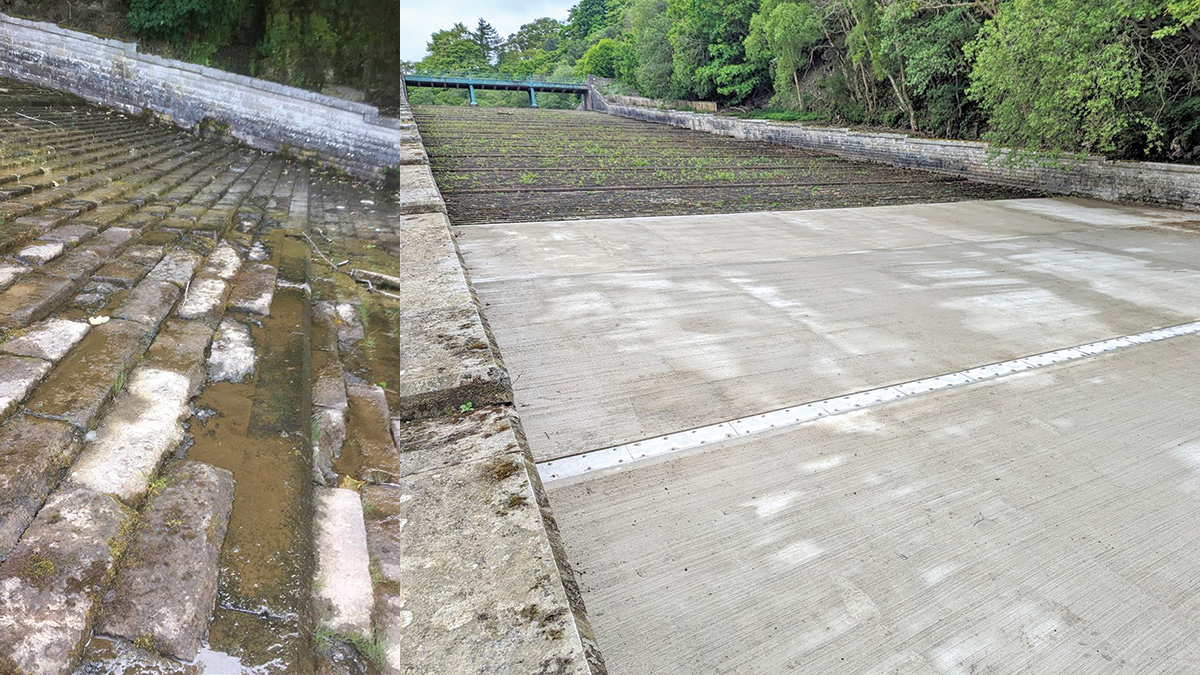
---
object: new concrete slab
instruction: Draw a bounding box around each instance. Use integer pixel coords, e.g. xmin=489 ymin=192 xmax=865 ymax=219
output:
xmin=547 ymin=332 xmax=1200 ymax=673
xmin=455 ymin=197 xmax=1200 ymax=461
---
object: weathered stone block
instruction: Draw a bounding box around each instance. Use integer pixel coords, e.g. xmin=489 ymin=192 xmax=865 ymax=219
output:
xmin=312 ymin=487 xmax=373 ymax=637
xmin=364 ymin=407 xmax=522 ymax=482
xmin=392 ymin=165 xmax=446 ymax=215
xmin=175 ymin=276 xmax=228 ymax=324
xmin=208 ymin=317 xmax=255 ymax=383
xmin=363 ymin=454 xmax=598 ymax=675
xmin=37 ymin=223 xmax=97 ymax=246
xmin=0 ymin=353 xmax=52 ymax=420
xmin=0 ymin=416 xmax=81 ymax=562
xmin=142 ymin=319 xmax=214 ymax=395
xmin=383 ymin=303 xmax=511 ymax=420
xmin=0 ymin=485 xmax=134 ymax=675
xmin=0 ymin=317 xmax=89 ymax=362
xmin=197 ymin=242 xmax=242 ymax=280
xmin=16 ymin=240 xmax=64 ymax=264
xmin=112 ymin=278 xmax=182 ymax=327
xmin=228 ymin=262 xmax=277 ymax=315
xmin=67 ymin=367 xmax=193 ymax=503
xmin=93 ymin=259 xmax=150 ymax=288
xmin=0 ymin=272 xmax=76 ymax=330
xmin=145 ymin=248 xmax=202 ymax=287
xmin=98 ymin=461 xmax=234 ymax=661
xmin=25 ymin=318 xmax=153 ymax=429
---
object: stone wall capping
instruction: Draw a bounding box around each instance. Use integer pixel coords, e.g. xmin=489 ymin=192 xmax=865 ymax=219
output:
xmin=0 ymin=13 xmax=412 ymax=180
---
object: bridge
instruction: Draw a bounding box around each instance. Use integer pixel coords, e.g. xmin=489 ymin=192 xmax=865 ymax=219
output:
xmin=402 ymin=70 xmax=591 ymax=108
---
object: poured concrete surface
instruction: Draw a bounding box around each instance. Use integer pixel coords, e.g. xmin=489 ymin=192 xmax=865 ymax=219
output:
xmin=456 ymin=197 xmax=1197 ymax=461
xmin=547 ymin=332 xmax=1200 ymax=673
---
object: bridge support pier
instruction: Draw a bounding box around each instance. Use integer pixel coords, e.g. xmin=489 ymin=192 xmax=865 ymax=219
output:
xmin=529 ymin=86 xmax=538 ymax=108
xmin=468 ymin=83 xmax=477 ymax=106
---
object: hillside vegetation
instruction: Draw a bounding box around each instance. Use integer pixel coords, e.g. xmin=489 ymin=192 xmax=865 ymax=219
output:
xmin=5 ymin=0 xmax=401 ymax=107
xmin=408 ymin=0 xmax=1200 ymax=160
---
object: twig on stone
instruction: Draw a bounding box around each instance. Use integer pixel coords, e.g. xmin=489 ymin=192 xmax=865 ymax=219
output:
xmin=300 ymin=232 xmax=340 ymax=272
xmin=13 ymin=111 xmax=58 ymax=127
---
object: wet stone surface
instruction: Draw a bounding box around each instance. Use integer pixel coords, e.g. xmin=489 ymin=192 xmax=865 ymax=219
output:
xmin=66 ymin=367 xmax=193 ymax=503
xmin=112 ymin=279 xmax=181 ymax=327
xmin=208 ymin=317 xmax=256 ymax=384
xmin=0 ymin=354 xmax=52 ymax=419
xmin=0 ymin=485 xmax=134 ymax=675
xmin=0 ymin=317 xmax=90 ymax=362
xmin=228 ymin=262 xmax=277 ymax=315
xmin=146 ymin=249 xmax=202 ymax=287
xmin=0 ymin=416 xmax=81 ymax=562
xmin=312 ymin=487 xmax=373 ymax=637
xmin=176 ymin=277 xmax=228 ymax=324
xmin=25 ymin=318 xmax=152 ymax=429
xmin=98 ymin=461 xmax=235 ymax=661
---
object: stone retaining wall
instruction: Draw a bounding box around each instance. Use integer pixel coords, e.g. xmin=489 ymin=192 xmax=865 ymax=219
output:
xmin=604 ymin=94 xmax=718 ymax=113
xmin=0 ymin=13 xmax=419 ymax=180
xmin=594 ymin=97 xmax=1200 ymax=212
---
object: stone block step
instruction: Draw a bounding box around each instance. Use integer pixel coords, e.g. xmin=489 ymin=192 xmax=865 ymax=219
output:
xmin=312 ymin=487 xmax=373 ymax=637
xmin=24 ymin=318 xmax=154 ymax=429
xmin=66 ymin=366 xmax=194 ymax=503
xmin=0 ymin=485 xmax=135 ymax=674
xmin=0 ymin=415 xmax=82 ymax=562
xmin=97 ymin=460 xmax=235 ymax=661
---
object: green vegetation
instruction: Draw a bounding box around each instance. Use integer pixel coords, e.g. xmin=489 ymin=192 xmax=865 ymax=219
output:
xmin=411 ymin=0 xmax=1200 ymax=160
xmin=75 ymin=0 xmax=400 ymax=105
xmin=313 ymin=625 xmax=387 ymax=666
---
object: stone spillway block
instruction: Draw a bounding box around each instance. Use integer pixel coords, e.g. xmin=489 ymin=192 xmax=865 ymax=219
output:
xmin=146 ymin=248 xmax=202 ymax=288
xmin=363 ymin=406 xmax=521 ymax=482
xmin=0 ymin=273 xmax=76 ymax=330
xmin=197 ymin=242 xmax=243 ymax=281
xmin=0 ymin=317 xmax=90 ymax=362
xmin=25 ymin=318 xmax=153 ymax=429
xmin=175 ymin=277 xmax=229 ymax=324
xmin=208 ymin=317 xmax=256 ymax=384
xmin=0 ymin=354 xmax=51 ymax=420
xmin=363 ymin=452 xmax=601 ymax=675
xmin=228 ymin=262 xmax=277 ymax=315
xmin=385 ymin=303 xmax=511 ymax=420
xmin=312 ymin=487 xmax=374 ymax=637
xmin=0 ymin=485 xmax=134 ymax=675
xmin=143 ymin=319 xmax=215 ymax=395
xmin=67 ymin=367 xmax=193 ymax=503
xmin=112 ymin=279 xmax=182 ymax=328
xmin=0 ymin=416 xmax=81 ymax=562
xmin=98 ymin=461 xmax=235 ymax=661
xmin=392 ymin=164 xmax=446 ymax=215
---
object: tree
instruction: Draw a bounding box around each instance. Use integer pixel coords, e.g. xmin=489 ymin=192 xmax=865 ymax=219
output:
xmin=568 ymin=0 xmax=611 ymax=39
xmin=472 ymin=19 xmax=503 ymax=64
xmin=629 ymin=0 xmax=675 ymax=98
xmin=966 ymin=0 xmax=1145 ymax=153
xmin=745 ymin=0 xmax=824 ymax=107
xmin=504 ymin=18 xmax=566 ymax=53
xmin=578 ymin=38 xmax=637 ymax=80
xmin=420 ymin=23 xmax=488 ymax=71
xmin=667 ymin=0 xmax=766 ymax=103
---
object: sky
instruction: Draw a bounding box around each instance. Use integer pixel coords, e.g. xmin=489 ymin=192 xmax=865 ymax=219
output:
xmin=400 ymin=0 xmax=578 ymax=62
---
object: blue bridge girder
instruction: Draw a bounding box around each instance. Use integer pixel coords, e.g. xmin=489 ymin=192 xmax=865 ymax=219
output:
xmin=403 ymin=71 xmax=590 ymax=108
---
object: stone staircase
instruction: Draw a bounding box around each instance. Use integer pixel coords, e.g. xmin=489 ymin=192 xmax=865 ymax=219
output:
xmin=0 ymin=79 xmax=603 ymax=675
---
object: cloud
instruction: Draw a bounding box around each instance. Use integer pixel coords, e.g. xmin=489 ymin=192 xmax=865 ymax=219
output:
xmin=400 ymin=0 xmax=577 ymax=62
